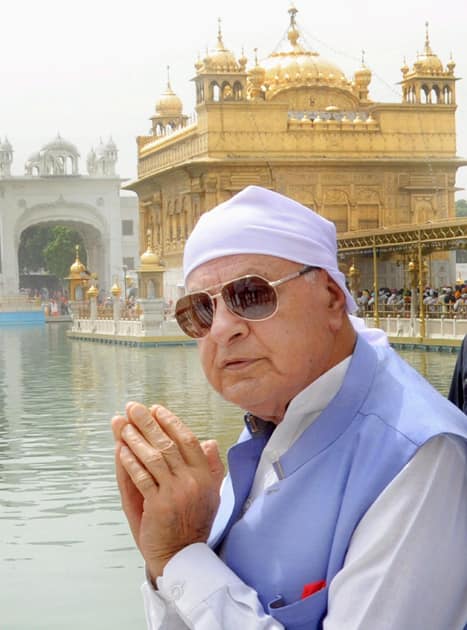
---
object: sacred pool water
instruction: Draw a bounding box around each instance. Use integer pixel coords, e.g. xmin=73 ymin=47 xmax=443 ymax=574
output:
xmin=0 ymin=324 xmax=459 ymax=629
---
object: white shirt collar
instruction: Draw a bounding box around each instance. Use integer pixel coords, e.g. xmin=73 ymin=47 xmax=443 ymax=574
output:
xmin=266 ymin=355 xmax=352 ymax=457
xmin=247 ymin=356 xmax=352 ymax=501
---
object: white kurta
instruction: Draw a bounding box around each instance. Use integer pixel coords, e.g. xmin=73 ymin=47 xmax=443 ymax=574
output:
xmin=141 ymin=354 xmax=467 ymax=629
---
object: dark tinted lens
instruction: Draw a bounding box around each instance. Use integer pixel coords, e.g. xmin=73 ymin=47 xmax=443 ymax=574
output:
xmin=175 ymin=293 xmax=214 ymax=338
xmin=223 ymin=276 xmax=277 ymax=320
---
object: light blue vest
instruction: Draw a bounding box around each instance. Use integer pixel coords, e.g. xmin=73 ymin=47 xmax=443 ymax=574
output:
xmin=208 ymin=336 xmax=467 ymax=630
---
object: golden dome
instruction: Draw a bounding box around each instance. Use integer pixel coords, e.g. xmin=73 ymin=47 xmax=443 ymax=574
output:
xmin=70 ymin=245 xmax=85 ymax=275
xmin=156 ymin=67 xmax=183 ymax=115
xmin=87 ymin=284 xmax=99 ymax=298
xmin=354 ymin=53 xmax=372 ymax=85
xmin=199 ymin=20 xmax=240 ymax=73
xmin=140 ymin=247 xmax=160 ymax=266
xmin=140 ymin=227 xmax=161 ymax=266
xmin=413 ymin=22 xmax=443 ymax=74
xmin=261 ymin=6 xmax=349 ymax=95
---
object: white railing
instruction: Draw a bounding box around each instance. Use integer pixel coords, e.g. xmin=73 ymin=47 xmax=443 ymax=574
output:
xmin=72 ymin=318 xmax=144 ymax=336
xmin=364 ymin=316 xmax=467 ymax=339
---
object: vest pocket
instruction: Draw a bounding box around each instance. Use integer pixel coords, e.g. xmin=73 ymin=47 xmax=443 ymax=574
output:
xmin=267 ymin=585 xmax=328 ymax=630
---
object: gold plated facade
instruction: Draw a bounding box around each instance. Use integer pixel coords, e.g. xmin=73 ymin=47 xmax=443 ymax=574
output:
xmin=125 ymin=8 xmax=465 ymax=300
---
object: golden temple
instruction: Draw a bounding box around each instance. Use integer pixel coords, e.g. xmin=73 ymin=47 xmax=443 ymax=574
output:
xmin=125 ymin=7 xmax=466 ymax=301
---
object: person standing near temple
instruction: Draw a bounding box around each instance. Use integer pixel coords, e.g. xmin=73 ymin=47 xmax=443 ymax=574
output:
xmin=113 ymin=186 xmax=467 ymax=630
xmin=449 ymin=334 xmax=467 ymax=414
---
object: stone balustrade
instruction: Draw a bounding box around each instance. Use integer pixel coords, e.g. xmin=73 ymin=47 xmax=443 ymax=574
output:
xmin=68 ymin=296 xmax=189 ymax=343
xmin=364 ymin=315 xmax=467 ymax=340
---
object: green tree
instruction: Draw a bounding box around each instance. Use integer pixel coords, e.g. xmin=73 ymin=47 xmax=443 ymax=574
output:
xmin=456 ymin=199 xmax=467 ymax=217
xmin=43 ymin=227 xmax=87 ymax=284
xmin=18 ymin=225 xmax=52 ymax=272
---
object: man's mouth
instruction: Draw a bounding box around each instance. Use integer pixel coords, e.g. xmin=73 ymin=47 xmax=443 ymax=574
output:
xmin=222 ymin=358 xmax=258 ymax=370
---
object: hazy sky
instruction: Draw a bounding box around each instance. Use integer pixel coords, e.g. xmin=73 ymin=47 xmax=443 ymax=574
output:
xmin=1 ymin=0 xmax=466 ymax=196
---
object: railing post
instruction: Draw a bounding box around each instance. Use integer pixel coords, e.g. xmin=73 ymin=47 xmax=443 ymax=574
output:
xmin=418 ymin=233 xmax=426 ymax=339
xmin=87 ymin=285 xmax=98 ymax=321
xmin=111 ymin=283 xmax=122 ymax=322
xmin=372 ymin=239 xmax=379 ymax=327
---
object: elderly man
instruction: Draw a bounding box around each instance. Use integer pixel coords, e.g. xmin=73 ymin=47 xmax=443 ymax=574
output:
xmin=112 ymin=186 xmax=467 ymax=630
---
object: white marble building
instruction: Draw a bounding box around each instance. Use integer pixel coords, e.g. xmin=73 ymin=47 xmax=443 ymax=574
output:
xmin=0 ymin=134 xmax=138 ymax=297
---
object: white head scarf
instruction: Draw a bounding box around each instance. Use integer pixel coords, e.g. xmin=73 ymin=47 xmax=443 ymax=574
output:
xmin=183 ymin=185 xmax=357 ymax=313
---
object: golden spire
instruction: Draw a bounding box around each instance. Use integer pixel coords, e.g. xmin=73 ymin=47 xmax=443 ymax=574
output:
xmin=287 ymin=3 xmax=300 ymax=47
xmin=424 ymin=21 xmax=432 ymax=56
xmin=412 ymin=21 xmax=443 ymax=74
xmin=166 ymin=65 xmax=172 ymax=90
xmin=239 ymin=46 xmax=247 ymax=68
xmin=217 ymin=17 xmax=224 ymax=50
xmin=249 ymin=46 xmax=266 ymax=98
xmin=155 ymin=65 xmax=182 ymax=115
xmin=288 ymin=3 xmax=298 ymax=27
xmin=70 ymin=244 xmax=85 ymax=275
xmin=140 ymin=227 xmax=160 ymax=266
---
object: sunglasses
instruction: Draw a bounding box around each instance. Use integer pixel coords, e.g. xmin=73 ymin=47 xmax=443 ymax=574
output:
xmin=175 ymin=265 xmax=318 ymax=338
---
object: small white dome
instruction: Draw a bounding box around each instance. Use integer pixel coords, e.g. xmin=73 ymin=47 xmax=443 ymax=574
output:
xmin=41 ymin=133 xmax=80 ymax=156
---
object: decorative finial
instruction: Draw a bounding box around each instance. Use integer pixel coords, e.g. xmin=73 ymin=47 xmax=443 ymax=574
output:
xmin=254 ymin=47 xmax=259 ymax=66
xmin=287 ymin=3 xmax=299 ymax=47
xmin=217 ymin=17 xmax=224 ymax=49
xmin=361 ymin=49 xmax=366 ymax=66
xmin=288 ymin=2 xmax=298 ymax=26
xmin=166 ymin=65 xmax=171 ymax=89
xmin=424 ymin=20 xmax=432 ymax=54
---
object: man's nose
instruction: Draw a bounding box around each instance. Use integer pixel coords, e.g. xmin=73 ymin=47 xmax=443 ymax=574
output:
xmin=208 ymin=297 xmax=249 ymax=343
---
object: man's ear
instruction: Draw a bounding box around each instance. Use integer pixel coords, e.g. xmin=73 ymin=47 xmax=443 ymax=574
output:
xmin=326 ymin=276 xmax=346 ymax=308
xmin=325 ymin=276 xmax=347 ymax=331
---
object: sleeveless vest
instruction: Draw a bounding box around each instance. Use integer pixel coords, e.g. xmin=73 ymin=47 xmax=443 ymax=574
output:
xmin=208 ymin=335 xmax=467 ymax=630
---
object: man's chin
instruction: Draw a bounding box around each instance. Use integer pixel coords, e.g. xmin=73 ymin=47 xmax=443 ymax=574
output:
xmin=221 ymin=383 xmax=282 ymax=421
xmin=221 ymin=380 xmax=264 ymax=410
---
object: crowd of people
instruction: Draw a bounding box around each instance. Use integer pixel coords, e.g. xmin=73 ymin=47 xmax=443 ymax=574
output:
xmin=355 ymin=284 xmax=467 ymax=317
xmin=19 ymin=287 xmax=71 ymax=316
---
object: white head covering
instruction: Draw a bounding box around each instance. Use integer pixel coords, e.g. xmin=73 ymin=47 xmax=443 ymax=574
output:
xmin=183 ymin=185 xmax=357 ymax=313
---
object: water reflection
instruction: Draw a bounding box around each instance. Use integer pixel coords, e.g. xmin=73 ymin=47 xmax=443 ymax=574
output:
xmin=0 ymin=325 xmax=242 ymax=630
xmin=397 ymin=348 xmax=457 ymax=397
xmin=0 ymin=324 xmax=459 ymax=629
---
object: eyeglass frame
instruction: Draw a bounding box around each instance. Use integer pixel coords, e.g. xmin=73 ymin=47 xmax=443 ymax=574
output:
xmin=175 ymin=264 xmax=319 ymax=336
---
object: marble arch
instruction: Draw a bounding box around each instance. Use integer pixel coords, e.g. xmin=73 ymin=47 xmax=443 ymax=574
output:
xmin=0 ymin=135 xmax=129 ymax=297
xmin=15 ymin=200 xmax=108 ymax=285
